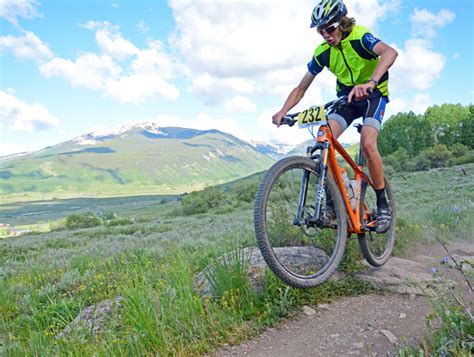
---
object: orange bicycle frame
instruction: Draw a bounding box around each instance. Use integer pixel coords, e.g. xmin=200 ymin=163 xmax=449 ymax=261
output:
xmin=315 ymin=125 xmax=373 ymax=234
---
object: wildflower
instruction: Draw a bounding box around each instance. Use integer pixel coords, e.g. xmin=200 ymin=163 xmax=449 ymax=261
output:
xmin=441 ymin=257 xmax=449 ymax=264
xmin=431 ymin=267 xmax=438 ymax=274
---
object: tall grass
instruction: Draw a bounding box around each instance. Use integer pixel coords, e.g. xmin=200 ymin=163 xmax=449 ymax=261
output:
xmin=1 ymin=164 xmax=472 ymax=355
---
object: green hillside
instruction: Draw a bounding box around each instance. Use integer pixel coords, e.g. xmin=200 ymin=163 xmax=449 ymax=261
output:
xmin=0 ymin=127 xmax=274 ymax=201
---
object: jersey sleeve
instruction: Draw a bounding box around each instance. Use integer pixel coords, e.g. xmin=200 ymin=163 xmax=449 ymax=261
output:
xmin=361 ymin=33 xmax=381 ymax=54
xmin=307 ymin=57 xmax=324 ymax=76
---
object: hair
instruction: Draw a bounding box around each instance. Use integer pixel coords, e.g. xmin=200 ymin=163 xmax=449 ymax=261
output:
xmin=338 ymin=16 xmax=356 ymax=35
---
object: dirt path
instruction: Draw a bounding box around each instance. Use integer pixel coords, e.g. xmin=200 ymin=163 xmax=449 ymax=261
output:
xmin=213 ymin=241 xmax=473 ymax=357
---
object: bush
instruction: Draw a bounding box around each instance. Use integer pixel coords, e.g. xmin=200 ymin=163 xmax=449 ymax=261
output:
xmin=384 ymin=148 xmax=409 ymax=172
xmin=383 ymin=165 xmax=395 ymax=177
xmin=105 ymin=217 xmax=135 ymax=227
xmin=233 ymin=182 xmax=258 ymax=204
xmin=450 ymin=143 xmax=469 ymax=158
xmin=180 ymin=186 xmax=228 ymax=215
xmin=415 ymin=144 xmax=453 ymax=170
xmin=65 ymin=212 xmax=102 ymax=230
xmin=452 ymin=150 xmax=474 ymax=166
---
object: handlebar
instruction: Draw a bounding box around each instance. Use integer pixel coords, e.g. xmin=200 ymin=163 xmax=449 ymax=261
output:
xmin=281 ymin=95 xmax=349 ymax=127
xmin=280 ymin=88 xmax=373 ymax=127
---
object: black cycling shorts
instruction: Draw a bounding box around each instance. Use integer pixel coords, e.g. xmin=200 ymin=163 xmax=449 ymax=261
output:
xmin=328 ymin=95 xmax=388 ymax=132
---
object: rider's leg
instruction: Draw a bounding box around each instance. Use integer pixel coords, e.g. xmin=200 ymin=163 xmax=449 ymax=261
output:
xmin=361 ymin=97 xmax=391 ymax=233
xmin=324 ymin=117 xmax=349 ymax=221
xmin=327 ymin=116 xmax=346 ymax=139
xmin=360 ymin=126 xmax=385 ymax=190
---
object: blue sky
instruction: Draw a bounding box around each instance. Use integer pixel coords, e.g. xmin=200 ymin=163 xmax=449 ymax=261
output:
xmin=1 ymin=0 xmax=473 ymax=156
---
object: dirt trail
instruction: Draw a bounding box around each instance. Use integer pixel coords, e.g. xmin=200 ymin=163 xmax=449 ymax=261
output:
xmin=214 ymin=241 xmax=473 ymax=357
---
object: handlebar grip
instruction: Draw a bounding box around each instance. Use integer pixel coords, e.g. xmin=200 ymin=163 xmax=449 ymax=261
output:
xmin=281 ymin=116 xmax=297 ymax=127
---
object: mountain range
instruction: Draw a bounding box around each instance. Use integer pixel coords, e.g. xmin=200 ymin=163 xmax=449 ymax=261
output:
xmin=0 ymin=122 xmax=284 ymax=199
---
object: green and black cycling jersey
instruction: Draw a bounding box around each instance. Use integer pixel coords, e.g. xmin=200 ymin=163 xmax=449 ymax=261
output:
xmin=307 ymin=25 xmax=389 ymax=97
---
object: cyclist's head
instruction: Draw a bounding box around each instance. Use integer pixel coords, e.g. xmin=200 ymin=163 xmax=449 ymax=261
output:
xmin=310 ymin=0 xmax=348 ymax=29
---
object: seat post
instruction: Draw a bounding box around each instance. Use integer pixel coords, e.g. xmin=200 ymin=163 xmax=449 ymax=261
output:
xmin=353 ymin=123 xmax=364 ymax=166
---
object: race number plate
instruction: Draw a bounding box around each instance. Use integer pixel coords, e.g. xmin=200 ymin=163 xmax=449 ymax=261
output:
xmin=297 ymin=105 xmax=327 ymax=129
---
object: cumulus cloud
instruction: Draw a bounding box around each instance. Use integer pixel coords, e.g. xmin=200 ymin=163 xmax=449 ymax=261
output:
xmin=0 ymin=141 xmax=25 ymax=157
xmin=347 ymin=0 xmax=401 ymax=30
xmin=0 ymin=0 xmax=40 ymax=25
xmin=39 ymin=25 xmax=179 ymax=103
xmin=0 ymin=31 xmax=53 ymax=60
xmin=383 ymin=93 xmax=431 ymax=122
xmin=169 ymin=0 xmax=400 ymax=106
xmin=40 ymin=53 xmax=122 ymax=90
xmin=225 ymin=95 xmax=256 ymax=113
xmin=410 ymin=8 xmax=455 ymax=39
xmin=256 ymin=109 xmax=310 ymax=147
xmin=390 ymin=39 xmax=446 ymax=91
xmin=169 ymin=0 xmax=315 ymax=103
xmin=190 ymin=73 xmax=257 ymax=105
xmin=82 ymin=21 xmax=139 ymax=60
xmin=0 ymin=89 xmax=59 ymax=131
xmin=105 ymin=73 xmax=179 ymax=103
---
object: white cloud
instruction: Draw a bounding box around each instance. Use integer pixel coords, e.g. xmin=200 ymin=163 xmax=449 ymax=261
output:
xmin=347 ymin=0 xmax=401 ymax=30
xmin=390 ymin=39 xmax=445 ymax=91
xmin=410 ymin=8 xmax=455 ymax=39
xmin=383 ymin=93 xmax=431 ymax=120
xmin=0 ymin=31 xmax=53 ymax=60
xmin=137 ymin=21 xmax=149 ymax=34
xmin=105 ymin=73 xmax=179 ymax=103
xmin=0 ymin=0 xmax=40 ymax=25
xmin=190 ymin=73 xmax=257 ymax=105
xmin=83 ymin=21 xmax=139 ymax=60
xmin=103 ymin=39 xmax=179 ymax=103
xmin=0 ymin=90 xmax=59 ymax=132
xmin=225 ymin=95 xmax=256 ymax=113
xmin=0 ymin=141 xmax=24 ymax=156
xmin=256 ymin=109 xmax=311 ymax=147
xmin=169 ymin=0 xmax=399 ymax=106
xmin=39 ymin=24 xmax=179 ymax=104
xmin=40 ymin=53 xmax=122 ymax=90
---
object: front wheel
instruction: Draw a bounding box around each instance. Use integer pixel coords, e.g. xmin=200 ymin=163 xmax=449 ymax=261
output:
xmin=254 ymin=156 xmax=347 ymax=288
xmin=358 ymin=176 xmax=396 ymax=266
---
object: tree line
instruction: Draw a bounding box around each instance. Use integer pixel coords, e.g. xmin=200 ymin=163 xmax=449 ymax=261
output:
xmin=378 ymin=103 xmax=473 ymax=172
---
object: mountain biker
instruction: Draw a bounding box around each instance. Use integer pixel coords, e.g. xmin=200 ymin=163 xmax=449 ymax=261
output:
xmin=272 ymin=0 xmax=398 ymax=234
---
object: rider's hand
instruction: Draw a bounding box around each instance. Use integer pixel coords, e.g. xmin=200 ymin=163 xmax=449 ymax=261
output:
xmin=348 ymin=82 xmax=375 ymax=103
xmin=272 ymin=111 xmax=285 ymax=127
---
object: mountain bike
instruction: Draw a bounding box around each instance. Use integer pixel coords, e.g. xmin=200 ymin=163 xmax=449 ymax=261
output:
xmin=254 ymin=96 xmax=396 ymax=288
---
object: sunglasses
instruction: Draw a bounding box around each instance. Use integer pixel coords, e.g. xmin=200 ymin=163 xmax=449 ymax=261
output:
xmin=317 ymin=22 xmax=339 ymax=36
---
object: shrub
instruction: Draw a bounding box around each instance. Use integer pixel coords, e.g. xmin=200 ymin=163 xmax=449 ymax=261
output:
xmin=452 ymin=151 xmax=474 ymax=166
xmin=65 ymin=212 xmax=102 ymax=230
xmin=415 ymin=144 xmax=453 ymax=170
xmin=233 ymin=182 xmax=258 ymax=203
xmin=383 ymin=165 xmax=395 ymax=177
xmin=105 ymin=217 xmax=135 ymax=227
xmin=180 ymin=186 xmax=227 ymax=215
xmin=450 ymin=143 xmax=469 ymax=158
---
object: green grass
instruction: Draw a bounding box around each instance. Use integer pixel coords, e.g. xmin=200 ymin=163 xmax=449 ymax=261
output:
xmin=0 ymin=163 xmax=472 ymax=355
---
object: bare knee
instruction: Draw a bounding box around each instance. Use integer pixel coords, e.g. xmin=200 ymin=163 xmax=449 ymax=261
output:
xmin=361 ymin=139 xmax=378 ymax=159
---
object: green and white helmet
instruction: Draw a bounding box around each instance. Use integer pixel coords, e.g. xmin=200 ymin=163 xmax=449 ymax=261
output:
xmin=310 ymin=0 xmax=348 ymax=28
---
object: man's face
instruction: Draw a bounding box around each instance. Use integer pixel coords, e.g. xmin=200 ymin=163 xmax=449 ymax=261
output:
xmin=317 ymin=22 xmax=343 ymax=46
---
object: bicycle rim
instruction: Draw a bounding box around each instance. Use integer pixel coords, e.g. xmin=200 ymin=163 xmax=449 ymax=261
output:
xmin=254 ymin=156 xmax=347 ymax=288
xmin=358 ymin=177 xmax=396 ymax=266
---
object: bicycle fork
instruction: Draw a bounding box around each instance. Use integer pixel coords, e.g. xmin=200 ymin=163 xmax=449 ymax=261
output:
xmin=294 ymin=143 xmax=330 ymax=226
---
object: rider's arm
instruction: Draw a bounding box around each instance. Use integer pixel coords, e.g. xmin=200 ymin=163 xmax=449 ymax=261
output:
xmin=369 ymin=41 xmax=398 ymax=85
xmin=272 ymin=71 xmax=315 ymax=126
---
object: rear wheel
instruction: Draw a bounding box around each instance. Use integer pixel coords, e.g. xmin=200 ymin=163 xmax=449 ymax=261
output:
xmin=254 ymin=156 xmax=347 ymax=288
xmin=358 ymin=176 xmax=396 ymax=266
